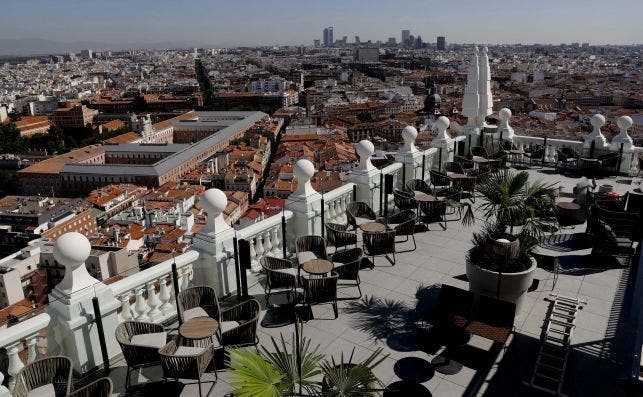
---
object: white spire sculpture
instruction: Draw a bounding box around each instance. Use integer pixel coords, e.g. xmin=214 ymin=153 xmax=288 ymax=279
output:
xmin=461 ymin=45 xmax=494 ymax=137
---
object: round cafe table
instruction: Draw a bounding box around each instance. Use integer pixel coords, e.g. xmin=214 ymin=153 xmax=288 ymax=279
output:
xmin=302 ymin=259 xmax=333 ymax=276
xmin=179 ymin=317 xmax=219 ymax=347
xmin=555 ymin=201 xmax=585 ymax=227
xmin=360 ymin=222 xmax=386 ymax=233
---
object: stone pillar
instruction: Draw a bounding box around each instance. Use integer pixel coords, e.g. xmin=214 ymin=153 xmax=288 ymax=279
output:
xmin=349 ymin=140 xmax=382 ymax=213
xmin=497 ymin=108 xmax=515 ymax=142
xmin=46 ymin=233 xmax=120 ymax=373
xmin=583 ymin=114 xmax=608 ymax=149
xmin=395 ymin=126 xmax=425 ymax=184
xmin=286 ymin=159 xmax=322 ymax=241
xmin=429 ymin=116 xmax=454 ymax=171
xmin=611 ymin=115 xmax=634 ymax=173
xmin=191 ymin=188 xmax=237 ymax=296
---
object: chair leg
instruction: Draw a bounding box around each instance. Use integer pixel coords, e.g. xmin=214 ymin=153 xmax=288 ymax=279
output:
xmin=125 ymin=366 xmax=131 ymax=390
xmin=198 ymin=377 xmax=203 ymax=397
xmin=333 ymin=301 xmax=338 ymax=318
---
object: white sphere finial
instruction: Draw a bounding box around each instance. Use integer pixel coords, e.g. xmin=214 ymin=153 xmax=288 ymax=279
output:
xmin=400 ymin=126 xmax=418 ymax=154
xmin=617 ymin=115 xmax=633 ymax=131
xmin=292 ymin=159 xmax=317 ymax=196
xmin=590 ymin=114 xmax=606 ymax=128
xmin=53 ymin=232 xmax=97 ymax=296
xmin=499 ymin=108 xmax=512 ymax=121
xmin=584 ymin=113 xmax=607 ymax=148
xmin=432 ymin=116 xmax=452 ymax=143
xmin=355 ymin=140 xmax=376 ymax=171
xmin=200 ymin=188 xmax=230 ymax=234
xmin=497 ymin=108 xmax=515 ymax=140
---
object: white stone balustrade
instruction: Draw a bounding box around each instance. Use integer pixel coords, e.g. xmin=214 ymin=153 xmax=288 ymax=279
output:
xmin=110 ymin=250 xmax=198 ymax=325
xmin=0 ymin=313 xmax=51 ymax=396
xmin=236 ymin=210 xmax=294 ymax=268
xmin=323 ymin=183 xmax=354 ymax=225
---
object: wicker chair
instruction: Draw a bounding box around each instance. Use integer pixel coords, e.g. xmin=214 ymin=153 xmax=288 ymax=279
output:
xmin=12 ymin=356 xmax=73 ymax=397
xmin=393 ymin=189 xmax=417 ymax=214
xmin=178 ymin=286 xmax=221 ymax=325
xmin=627 ymin=191 xmax=643 ymax=218
xmin=346 ymin=201 xmax=378 ymax=230
xmin=429 ymin=170 xmax=451 ymax=190
xmin=67 ymin=377 xmax=112 ymax=397
xmin=444 ymin=161 xmax=466 ymax=175
xmin=159 ymin=341 xmax=216 ymax=397
xmin=419 ymin=199 xmax=448 ymax=230
xmin=116 ymin=321 xmax=168 ymax=390
xmin=453 ymin=156 xmax=475 ymax=172
xmin=405 ymin=179 xmax=432 ymax=195
xmin=470 ymin=146 xmax=489 ymax=159
xmin=362 ymin=229 xmax=396 ymax=266
xmin=385 ymin=210 xmax=418 ymax=252
xmin=467 ymin=166 xmax=491 ymax=182
xmin=489 ymin=151 xmax=508 ymax=169
xmin=302 ymin=272 xmax=339 ymax=318
xmin=436 ymin=185 xmax=464 ymax=219
xmin=325 ymin=223 xmax=358 ymax=252
xmin=524 ymin=146 xmax=545 ymax=167
xmin=296 ymin=235 xmax=328 ymax=265
xmin=590 ymin=219 xmax=636 ymax=264
xmin=556 ymin=147 xmax=578 ymax=173
xmin=260 ymin=256 xmax=299 ymax=307
xmin=220 ymin=299 xmax=261 ymax=347
xmin=330 ymin=247 xmax=364 ymax=298
xmin=597 ymin=152 xmax=620 ymax=175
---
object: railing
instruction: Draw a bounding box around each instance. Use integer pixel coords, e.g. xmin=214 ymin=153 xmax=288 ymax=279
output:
xmin=513 ymin=135 xmax=584 ymax=164
xmin=322 ymin=183 xmax=354 ymax=225
xmin=0 ymin=313 xmax=51 ymax=395
xmin=236 ymin=210 xmax=293 ymax=267
xmin=110 ymin=250 xmax=198 ymax=324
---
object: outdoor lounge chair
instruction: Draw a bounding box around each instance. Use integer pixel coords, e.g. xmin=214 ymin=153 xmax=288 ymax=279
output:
xmin=330 ymin=247 xmax=364 ymax=298
xmin=405 ymin=178 xmax=433 ymax=195
xmin=67 ymin=377 xmax=112 ymax=397
xmin=296 ymin=235 xmax=328 ymax=265
xmin=178 ymin=286 xmax=221 ymax=326
xmin=260 ymin=256 xmax=299 ymax=307
xmin=220 ymin=299 xmax=261 ymax=347
xmin=346 ymin=201 xmax=378 ymax=230
xmin=159 ymin=340 xmax=216 ymax=397
xmin=419 ymin=199 xmax=448 ymax=230
xmin=116 ymin=321 xmax=168 ymax=390
xmin=362 ymin=229 xmax=396 ymax=266
xmin=555 ymin=147 xmax=578 ymax=173
xmin=524 ymin=146 xmax=545 ymax=167
xmin=325 ymin=222 xmax=358 ymax=252
xmin=429 ymin=170 xmax=451 ymax=190
xmin=301 ymin=272 xmax=339 ymax=318
xmin=393 ymin=189 xmax=417 ymax=213
xmin=12 ymin=356 xmax=73 ymax=397
xmin=385 ymin=209 xmax=418 ymax=252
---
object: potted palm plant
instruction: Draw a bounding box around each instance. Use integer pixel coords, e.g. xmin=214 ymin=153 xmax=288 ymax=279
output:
xmin=465 ymin=169 xmax=558 ymax=308
xmin=226 ymin=322 xmax=388 ymax=396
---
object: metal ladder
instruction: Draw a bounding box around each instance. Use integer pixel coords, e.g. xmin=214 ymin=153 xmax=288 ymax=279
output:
xmin=523 ymin=294 xmax=586 ymax=396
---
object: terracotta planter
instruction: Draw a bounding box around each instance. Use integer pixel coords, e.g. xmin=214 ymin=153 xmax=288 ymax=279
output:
xmin=465 ymin=251 xmax=536 ymax=310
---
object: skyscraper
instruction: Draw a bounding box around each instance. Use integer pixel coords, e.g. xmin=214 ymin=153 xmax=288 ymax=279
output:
xmin=323 ymin=27 xmax=334 ymax=47
xmin=401 ymin=30 xmax=410 ymax=45
xmin=437 ymin=36 xmax=446 ymax=51
xmin=355 ymin=36 xmax=360 ymax=44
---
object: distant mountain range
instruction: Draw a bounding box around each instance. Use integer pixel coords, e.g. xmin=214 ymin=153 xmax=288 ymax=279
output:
xmin=0 ymin=38 xmax=226 ymax=56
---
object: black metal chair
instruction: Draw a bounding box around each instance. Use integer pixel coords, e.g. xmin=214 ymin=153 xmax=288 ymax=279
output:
xmin=405 ymin=178 xmax=433 ymax=195
xmin=67 ymin=377 xmax=112 ymax=397
xmin=330 ymin=247 xmax=364 ymax=298
xmin=626 ymin=190 xmax=643 ymax=218
xmin=362 ymin=229 xmax=397 ymax=266
xmin=325 ymin=222 xmax=358 ymax=252
xmin=385 ymin=209 xmax=418 ymax=252
xmin=419 ymin=199 xmax=448 ymax=230
xmin=260 ymin=256 xmax=299 ymax=307
xmin=597 ymin=152 xmax=620 ymax=175
xmin=524 ymin=146 xmax=545 ymax=167
xmin=444 ymin=161 xmax=466 ymax=175
xmin=346 ymin=201 xmax=378 ymax=230
xmin=453 ymin=156 xmax=475 ymax=172
xmin=436 ymin=185 xmax=464 ymax=219
xmin=301 ymin=272 xmax=339 ymax=318
xmin=430 ymin=170 xmax=451 ymax=191
xmin=220 ymin=299 xmax=261 ymax=347
xmin=393 ymin=189 xmax=417 ymax=213
xmin=296 ymin=235 xmax=328 ymax=265
xmin=470 ymin=146 xmax=489 ymax=159
xmin=556 ymin=147 xmax=578 ymax=173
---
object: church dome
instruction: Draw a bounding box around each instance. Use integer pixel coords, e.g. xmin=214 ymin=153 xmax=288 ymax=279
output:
xmin=424 ymin=84 xmax=441 ymax=112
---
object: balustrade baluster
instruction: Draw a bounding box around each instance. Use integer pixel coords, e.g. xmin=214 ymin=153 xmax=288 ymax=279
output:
xmin=134 ymin=287 xmax=149 ymax=322
xmin=270 ymin=226 xmax=281 ymax=256
xmin=249 ymin=238 xmax=258 ymax=264
xmin=159 ymin=275 xmax=172 ymax=316
xmin=26 ymin=334 xmax=37 ymax=363
xmin=6 ymin=342 xmax=24 ymax=393
xmin=340 ymin=195 xmax=348 ymax=224
xmin=254 ymin=234 xmax=264 ymax=260
xmin=263 ymin=230 xmax=272 ymax=256
xmin=181 ymin=266 xmax=191 ymax=290
xmin=327 ymin=200 xmax=336 ymax=222
xmin=119 ymin=292 xmax=133 ymax=321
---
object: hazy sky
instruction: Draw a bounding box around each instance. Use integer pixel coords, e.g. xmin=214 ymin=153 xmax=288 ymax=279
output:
xmin=1 ymin=0 xmax=641 ymax=46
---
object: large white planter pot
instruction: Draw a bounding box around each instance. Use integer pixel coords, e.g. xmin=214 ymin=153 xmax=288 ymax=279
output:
xmin=465 ymin=255 xmax=536 ymax=310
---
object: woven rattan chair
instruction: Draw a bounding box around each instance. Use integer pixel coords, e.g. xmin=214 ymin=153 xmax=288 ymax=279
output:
xmin=260 ymin=256 xmax=299 ymax=307
xmin=430 ymin=170 xmax=451 ymax=190
xmin=405 ymin=178 xmax=432 ymax=195
xmin=302 ymin=272 xmax=339 ymax=318
xmin=346 ymin=201 xmax=378 ymax=230
xmin=489 ymin=151 xmax=508 ymax=169
xmin=444 ymin=161 xmax=466 ymax=175
xmin=556 ymin=147 xmax=578 ymax=173
xmin=627 ymin=191 xmax=643 ymax=218
xmin=363 ymin=229 xmax=396 ymax=266
xmin=116 ymin=321 xmax=167 ymax=390
xmin=325 ymin=223 xmax=358 ymax=252
xmin=178 ymin=286 xmax=221 ymax=324
xmin=330 ymin=247 xmax=363 ymax=298
xmin=220 ymin=299 xmax=261 ymax=347
xmin=67 ymin=377 xmax=112 ymax=397
xmin=597 ymin=152 xmax=620 ymax=175
xmin=393 ymin=189 xmax=417 ymax=213
xmin=385 ymin=210 xmax=418 ymax=252
xmin=470 ymin=146 xmax=489 ymax=159
xmin=12 ymin=356 xmax=73 ymax=397
xmin=524 ymin=146 xmax=545 ymax=167
xmin=296 ymin=235 xmax=328 ymax=265
xmin=453 ymin=156 xmax=475 ymax=172
xmin=436 ymin=185 xmax=464 ymax=219
xmin=419 ymin=199 xmax=448 ymax=230
xmin=159 ymin=341 xmax=216 ymax=397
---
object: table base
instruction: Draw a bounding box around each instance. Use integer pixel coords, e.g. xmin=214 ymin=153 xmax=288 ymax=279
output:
xmin=431 ymin=354 xmax=463 ymax=375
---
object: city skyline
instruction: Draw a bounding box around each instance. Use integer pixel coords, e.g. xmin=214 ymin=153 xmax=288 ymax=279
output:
xmin=0 ymin=0 xmax=641 ymax=54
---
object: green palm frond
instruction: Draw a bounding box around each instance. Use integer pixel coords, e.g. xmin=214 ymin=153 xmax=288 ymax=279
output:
xmin=321 ymin=348 xmax=388 ymax=396
xmin=226 ymin=348 xmax=286 ymax=397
